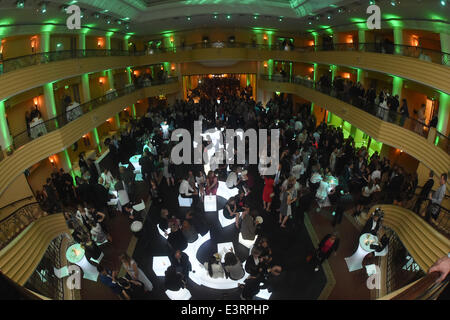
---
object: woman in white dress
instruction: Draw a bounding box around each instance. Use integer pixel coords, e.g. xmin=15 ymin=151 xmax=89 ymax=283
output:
xmin=120 ymin=253 xmax=153 ymax=292
xmin=162 ymin=154 xmax=174 ymax=186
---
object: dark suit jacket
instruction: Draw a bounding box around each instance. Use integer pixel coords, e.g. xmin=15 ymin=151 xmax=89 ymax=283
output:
xmin=419 ymin=179 xmax=434 ymax=199
xmin=244 ymin=256 xmax=262 ymax=277
xmin=169 ymin=252 xmax=192 ymax=276
xmin=361 ymin=217 xmax=382 ymax=235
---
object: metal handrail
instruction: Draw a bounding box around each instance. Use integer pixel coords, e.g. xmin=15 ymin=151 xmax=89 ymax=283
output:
xmin=10 ymin=76 xmax=178 ymax=151
xmin=261 ymin=74 xmax=450 ymax=155
xmin=0 ymin=42 xmax=448 ymax=76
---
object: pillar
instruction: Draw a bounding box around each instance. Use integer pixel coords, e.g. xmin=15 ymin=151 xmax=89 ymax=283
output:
xmin=0 ymin=36 xmax=3 ymax=73
xmin=358 ymin=30 xmax=366 ymax=51
xmin=393 ymin=28 xmax=403 ymax=55
xmin=440 ymin=33 xmax=450 ymax=66
xmin=43 ymin=82 xmax=57 ymax=126
xmin=81 ymin=74 xmax=90 ymax=103
xmin=392 ymin=76 xmax=403 ymax=100
xmin=437 ymin=92 xmax=449 ymax=136
xmin=105 ymin=35 xmax=115 ymax=89
xmin=0 ymin=100 xmax=12 ymax=152
xmin=357 ymin=68 xmax=365 ymax=86
xmin=40 ymin=32 xmax=50 ymax=52
xmin=330 ymin=65 xmax=337 ymax=82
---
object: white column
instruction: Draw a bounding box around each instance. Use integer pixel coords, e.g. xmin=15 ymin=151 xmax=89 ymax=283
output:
xmin=40 ymin=32 xmax=50 ymax=52
xmin=358 ymin=30 xmax=366 ymax=51
xmin=0 ymin=100 xmax=12 ymax=151
xmin=393 ymin=28 xmax=403 ymax=55
xmin=105 ymin=35 xmax=115 ymax=89
xmin=440 ymin=33 xmax=450 ymax=66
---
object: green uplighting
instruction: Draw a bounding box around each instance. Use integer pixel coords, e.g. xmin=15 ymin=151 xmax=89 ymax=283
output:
xmin=383 ymin=14 xmax=404 ymax=28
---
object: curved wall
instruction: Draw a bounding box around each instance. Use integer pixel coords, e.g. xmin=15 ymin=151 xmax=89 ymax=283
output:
xmin=0 ymin=81 xmax=181 ymax=196
xmin=260 ymin=79 xmax=450 ymax=189
xmin=1 ymin=47 xmax=449 ymax=102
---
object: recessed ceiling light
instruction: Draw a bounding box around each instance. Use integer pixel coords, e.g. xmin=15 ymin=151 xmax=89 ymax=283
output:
xmin=39 ymin=2 xmax=47 ymax=13
xmin=441 ymin=0 xmax=446 ymax=6
xmin=16 ymin=0 xmax=25 ymax=8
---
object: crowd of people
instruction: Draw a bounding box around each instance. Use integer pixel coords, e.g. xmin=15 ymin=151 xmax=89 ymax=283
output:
xmin=316 ymin=73 xmax=439 ymax=136
xmin=31 ymin=74 xmax=446 ymax=300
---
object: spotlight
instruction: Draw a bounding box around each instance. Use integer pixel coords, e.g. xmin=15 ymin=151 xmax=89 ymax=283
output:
xmin=253 ymin=15 xmax=258 ymax=20
xmin=80 ymin=9 xmax=85 ymax=18
xmin=327 ymin=14 xmax=331 ymax=20
xmin=315 ymin=15 xmax=321 ymax=20
xmin=105 ymin=16 xmax=111 ymax=24
xmin=441 ymin=0 xmax=446 ymax=6
xmin=279 ymin=16 xmax=283 ymax=22
xmin=213 ymin=14 xmax=218 ymax=19
xmin=125 ymin=23 xmax=130 ymax=30
xmin=116 ymin=19 xmax=122 ymax=25
xmin=226 ymin=15 xmax=231 ymax=19
xmin=60 ymin=4 xmax=68 ymax=12
xmin=390 ymin=0 xmax=397 ymax=6
xmin=39 ymin=2 xmax=47 ymax=13
xmin=369 ymin=0 xmax=376 ymax=4
xmin=187 ymin=16 xmax=191 ymax=21
xmin=92 ymin=12 xmax=100 ymax=19
xmin=338 ymin=7 xmax=346 ymax=13
xmin=16 ymin=0 xmax=25 ymax=8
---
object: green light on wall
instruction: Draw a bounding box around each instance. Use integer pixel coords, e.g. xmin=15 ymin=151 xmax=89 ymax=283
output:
xmin=383 ymin=14 xmax=404 ymax=28
xmin=437 ymin=91 xmax=449 ymax=134
xmin=93 ymin=128 xmax=101 ymax=153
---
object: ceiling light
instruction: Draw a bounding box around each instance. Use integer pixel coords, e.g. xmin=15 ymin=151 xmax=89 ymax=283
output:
xmin=80 ymin=9 xmax=85 ymax=18
xmin=327 ymin=15 xmax=331 ymax=20
xmin=369 ymin=0 xmax=375 ymax=4
xmin=390 ymin=0 xmax=397 ymax=6
xmin=279 ymin=16 xmax=283 ymax=22
xmin=60 ymin=4 xmax=68 ymax=12
xmin=187 ymin=16 xmax=191 ymax=21
xmin=125 ymin=23 xmax=130 ymax=30
xmin=254 ymin=15 xmax=258 ymax=20
xmin=226 ymin=15 xmax=231 ymax=19
xmin=441 ymin=0 xmax=446 ymax=6
xmin=105 ymin=16 xmax=111 ymax=24
xmin=16 ymin=0 xmax=25 ymax=8
xmin=92 ymin=12 xmax=100 ymax=18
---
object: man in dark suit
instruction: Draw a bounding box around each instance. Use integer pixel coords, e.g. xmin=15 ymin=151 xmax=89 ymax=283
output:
xmin=245 ymin=247 xmax=264 ymax=277
xmin=169 ymin=250 xmax=192 ymax=281
xmin=413 ymin=171 xmax=435 ymax=214
xmin=361 ymin=211 xmax=383 ymax=236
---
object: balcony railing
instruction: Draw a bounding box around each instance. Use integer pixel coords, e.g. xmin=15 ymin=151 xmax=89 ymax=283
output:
xmin=0 ymin=42 xmax=448 ymax=76
xmin=261 ymin=74 xmax=450 ymax=156
xmin=9 ymin=76 xmax=178 ymax=152
xmin=0 ymin=49 xmax=132 ymax=74
xmin=0 ymin=202 xmax=43 ymax=250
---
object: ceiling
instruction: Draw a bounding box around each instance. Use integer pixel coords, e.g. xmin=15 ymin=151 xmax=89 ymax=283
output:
xmin=0 ymin=0 xmax=448 ymax=37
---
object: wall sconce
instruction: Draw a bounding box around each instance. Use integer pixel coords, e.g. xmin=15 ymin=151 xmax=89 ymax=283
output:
xmin=264 ymin=62 xmax=268 ymax=68
xmin=33 ymin=97 xmax=39 ymax=107
xmin=309 ymin=67 xmax=314 ymax=73
xmin=133 ymin=70 xmax=139 ymax=76
xmin=49 ymin=156 xmax=55 ymax=165
xmin=171 ymin=64 xmax=176 ymax=71
xmin=82 ymin=134 xmax=90 ymax=146
xmin=347 ymin=36 xmax=353 ymax=44
xmin=411 ymin=35 xmax=419 ymax=47
xmin=97 ymin=38 xmax=104 ymax=48
xmin=161 ymin=66 xmax=164 ymax=71
xmin=343 ymin=72 xmax=351 ymax=79
xmin=99 ymin=77 xmax=104 ymax=85
xmin=308 ymin=40 xmax=315 ymax=46
xmin=263 ymin=34 xmax=268 ymax=41
xmin=170 ymin=36 xmax=174 ymax=43
xmin=30 ymin=37 xmax=37 ymax=52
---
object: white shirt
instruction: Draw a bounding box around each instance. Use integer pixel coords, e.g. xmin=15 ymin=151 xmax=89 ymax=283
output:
xmin=295 ymin=121 xmax=303 ymax=132
xmin=291 ymin=163 xmax=305 ymax=180
xmin=371 ymin=170 xmax=381 ymax=181
xmin=179 ymin=180 xmax=194 ymax=196
xmin=362 ymin=185 xmax=377 ymax=197
xmin=226 ymin=172 xmax=238 ymax=189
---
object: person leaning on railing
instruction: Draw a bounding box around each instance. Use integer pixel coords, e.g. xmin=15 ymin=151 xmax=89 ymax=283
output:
xmin=425 ymin=173 xmax=448 ymax=223
xmin=428 ymin=254 xmax=450 ymax=299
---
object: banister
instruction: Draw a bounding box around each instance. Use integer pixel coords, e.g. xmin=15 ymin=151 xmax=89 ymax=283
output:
xmin=391 ymin=272 xmax=441 ymax=300
xmin=0 ymin=196 xmax=35 ymax=212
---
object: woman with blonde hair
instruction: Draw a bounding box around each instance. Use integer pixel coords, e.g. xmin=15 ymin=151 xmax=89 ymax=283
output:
xmin=119 ymin=253 xmax=153 ymax=292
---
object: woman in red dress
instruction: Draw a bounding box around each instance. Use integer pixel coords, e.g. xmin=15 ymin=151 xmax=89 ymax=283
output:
xmin=262 ymin=175 xmax=275 ymax=212
xmin=205 ymin=171 xmax=219 ymax=195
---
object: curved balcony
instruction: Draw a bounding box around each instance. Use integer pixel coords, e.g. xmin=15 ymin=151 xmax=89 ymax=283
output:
xmin=0 ymin=213 xmax=69 ymax=286
xmin=0 ymin=77 xmax=180 ymax=196
xmin=259 ymin=76 xmax=450 ymax=188
xmin=0 ymin=42 xmax=448 ymax=101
